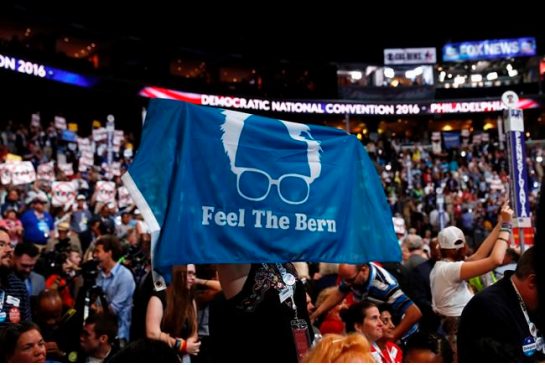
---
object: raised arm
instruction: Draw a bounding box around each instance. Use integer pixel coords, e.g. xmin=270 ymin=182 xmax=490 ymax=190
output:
xmin=468 ymin=200 xmax=511 ymax=262
xmin=467 ymin=223 xmax=500 ymax=261
xmin=309 ymin=287 xmax=346 ymax=323
xmin=460 ymin=202 xmax=513 ymax=280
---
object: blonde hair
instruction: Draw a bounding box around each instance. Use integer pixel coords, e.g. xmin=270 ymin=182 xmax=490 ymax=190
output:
xmin=316 ymin=286 xmax=339 ymax=308
xmin=303 ymin=333 xmax=375 ymax=363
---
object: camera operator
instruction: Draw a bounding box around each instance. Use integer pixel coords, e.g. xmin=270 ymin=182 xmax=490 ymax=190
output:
xmin=45 ymin=222 xmax=81 ymax=255
xmin=120 ymin=235 xmax=148 ymax=286
xmin=93 ymin=235 xmax=135 ymax=346
xmin=44 ymin=248 xmax=83 ymax=309
xmin=73 ymin=258 xmax=103 ymax=326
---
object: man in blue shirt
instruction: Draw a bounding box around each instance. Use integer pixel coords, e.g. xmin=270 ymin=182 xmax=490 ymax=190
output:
xmin=94 ymin=235 xmax=135 ymax=344
xmin=20 ymin=192 xmax=54 ymax=246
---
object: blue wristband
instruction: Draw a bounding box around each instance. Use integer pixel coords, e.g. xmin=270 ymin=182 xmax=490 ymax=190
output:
xmin=501 ymin=222 xmax=512 ymax=230
xmin=173 ymin=338 xmax=181 ymax=350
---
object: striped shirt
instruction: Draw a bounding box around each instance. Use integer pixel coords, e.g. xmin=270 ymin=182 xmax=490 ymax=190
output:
xmin=339 ymin=262 xmax=414 ymax=317
xmin=0 ymin=270 xmax=31 ymax=325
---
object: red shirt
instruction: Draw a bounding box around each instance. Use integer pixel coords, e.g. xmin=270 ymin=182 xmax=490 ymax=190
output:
xmin=372 ymin=341 xmax=403 ymax=363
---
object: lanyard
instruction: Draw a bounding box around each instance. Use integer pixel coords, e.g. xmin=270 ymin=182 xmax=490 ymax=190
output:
xmin=263 ymin=264 xmax=298 ymax=318
xmin=275 ymin=263 xmax=296 ymax=286
xmin=372 ymin=342 xmax=395 ymax=363
xmin=511 ymin=277 xmax=545 ymax=354
xmin=371 ymin=342 xmax=385 ymax=363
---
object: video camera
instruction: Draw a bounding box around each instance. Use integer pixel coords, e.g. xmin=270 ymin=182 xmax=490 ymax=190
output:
xmin=121 ymin=243 xmax=149 ymax=284
xmin=39 ymin=249 xmax=69 ymax=278
xmin=80 ymin=259 xmax=100 ymax=286
xmin=73 ymin=259 xmax=110 ymax=322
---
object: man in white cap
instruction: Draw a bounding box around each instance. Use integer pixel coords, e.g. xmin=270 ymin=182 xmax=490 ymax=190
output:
xmin=430 ymin=201 xmax=514 ymax=361
xmin=20 ymin=191 xmax=54 ymax=247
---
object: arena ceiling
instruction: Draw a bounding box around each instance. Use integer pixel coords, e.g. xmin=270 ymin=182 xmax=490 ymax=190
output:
xmin=2 ymin=1 xmax=543 ymax=64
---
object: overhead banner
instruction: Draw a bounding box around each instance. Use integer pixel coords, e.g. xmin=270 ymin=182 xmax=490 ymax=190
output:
xmin=122 ymin=99 xmax=400 ymax=279
xmin=0 ymin=52 xmax=97 ymax=87
xmin=443 ymin=37 xmax=536 ymax=62
xmin=140 ymin=86 xmax=540 ymax=116
xmin=384 ymin=47 xmax=436 ymax=65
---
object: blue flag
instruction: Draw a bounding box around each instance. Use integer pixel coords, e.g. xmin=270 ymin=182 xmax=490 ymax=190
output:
xmin=122 ymin=99 xmax=400 ymax=277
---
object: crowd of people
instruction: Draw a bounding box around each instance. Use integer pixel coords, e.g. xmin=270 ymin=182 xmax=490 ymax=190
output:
xmin=0 ymin=116 xmax=543 ymax=363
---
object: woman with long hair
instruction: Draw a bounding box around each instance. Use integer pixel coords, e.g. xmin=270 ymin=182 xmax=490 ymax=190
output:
xmin=145 ymin=264 xmax=201 ymax=361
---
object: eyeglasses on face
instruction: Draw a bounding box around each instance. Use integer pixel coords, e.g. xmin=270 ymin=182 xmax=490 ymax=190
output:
xmin=344 ymin=270 xmax=361 ymax=285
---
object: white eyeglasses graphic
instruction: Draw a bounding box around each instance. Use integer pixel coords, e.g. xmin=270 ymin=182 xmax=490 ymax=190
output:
xmin=234 ymin=167 xmax=311 ymax=205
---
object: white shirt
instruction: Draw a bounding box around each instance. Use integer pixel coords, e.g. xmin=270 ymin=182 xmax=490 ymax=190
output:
xmin=430 ymin=260 xmax=473 ymax=317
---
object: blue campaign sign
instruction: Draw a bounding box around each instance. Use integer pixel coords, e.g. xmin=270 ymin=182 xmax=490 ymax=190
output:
xmin=507 ymin=129 xmax=531 ymax=219
xmin=61 ymin=129 xmax=77 ymax=142
xmin=443 ymin=131 xmax=461 ymax=149
xmin=122 ymin=99 xmax=400 ymax=278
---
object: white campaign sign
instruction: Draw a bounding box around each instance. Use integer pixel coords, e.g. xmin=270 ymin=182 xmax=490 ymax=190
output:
xmin=96 ymin=181 xmax=116 ymax=203
xmin=52 ymin=181 xmax=77 ymax=207
xmin=1 ymin=161 xmax=37 ymax=185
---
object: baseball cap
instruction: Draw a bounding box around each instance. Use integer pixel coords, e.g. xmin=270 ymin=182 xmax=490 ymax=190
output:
xmin=57 ymin=222 xmax=70 ymax=231
xmin=76 ymin=194 xmax=86 ymax=201
xmin=438 ymin=226 xmax=465 ymax=249
xmin=25 ymin=191 xmax=48 ymax=204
